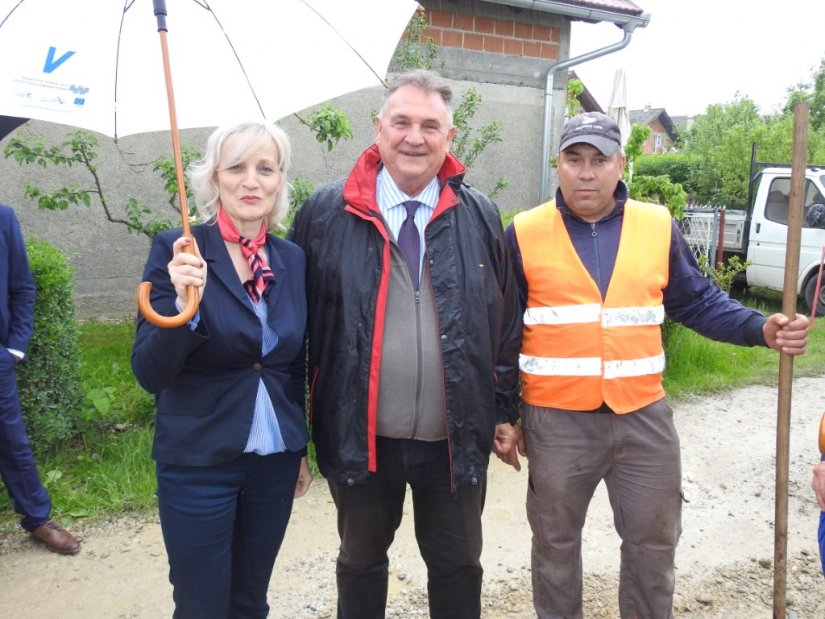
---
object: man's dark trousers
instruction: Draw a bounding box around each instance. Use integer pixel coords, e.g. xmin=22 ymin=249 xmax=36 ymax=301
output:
xmin=0 ymin=349 xmax=51 ymax=531
xmin=328 ymin=436 xmax=486 ymax=619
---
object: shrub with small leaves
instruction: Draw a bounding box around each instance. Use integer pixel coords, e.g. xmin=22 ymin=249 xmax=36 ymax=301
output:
xmin=16 ymin=238 xmax=83 ymax=451
xmin=304 ymin=103 xmax=354 ymax=152
xmin=696 ymin=254 xmax=750 ymax=294
xmin=628 ymin=174 xmax=688 ymax=220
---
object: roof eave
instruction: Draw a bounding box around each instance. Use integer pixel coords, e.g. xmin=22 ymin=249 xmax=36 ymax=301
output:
xmin=483 ymin=0 xmax=650 ymax=30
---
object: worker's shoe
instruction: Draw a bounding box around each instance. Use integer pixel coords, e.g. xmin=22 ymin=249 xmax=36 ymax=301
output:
xmin=30 ymin=520 xmax=81 ymax=555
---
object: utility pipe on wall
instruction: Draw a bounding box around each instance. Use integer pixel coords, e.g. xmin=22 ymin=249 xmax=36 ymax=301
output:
xmin=539 ymin=27 xmax=634 ymax=203
xmin=480 ymin=1 xmax=651 ymax=202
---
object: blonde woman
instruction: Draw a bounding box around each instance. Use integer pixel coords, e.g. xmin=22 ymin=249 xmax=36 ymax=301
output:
xmin=132 ymin=121 xmax=311 ymax=618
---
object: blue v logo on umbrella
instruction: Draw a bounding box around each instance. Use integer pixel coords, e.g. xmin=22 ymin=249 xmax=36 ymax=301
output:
xmin=43 ymin=46 xmax=74 ymax=73
xmin=0 ymin=0 xmax=419 ymax=139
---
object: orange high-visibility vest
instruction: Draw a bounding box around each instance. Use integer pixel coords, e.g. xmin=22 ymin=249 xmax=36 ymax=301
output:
xmin=514 ymin=199 xmax=672 ymax=413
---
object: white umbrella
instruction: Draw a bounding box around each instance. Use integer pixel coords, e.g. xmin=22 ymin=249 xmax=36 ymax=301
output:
xmin=0 ymin=0 xmax=417 ymax=326
xmin=0 ymin=0 xmax=418 ymax=139
xmin=607 ymin=68 xmax=631 ymax=149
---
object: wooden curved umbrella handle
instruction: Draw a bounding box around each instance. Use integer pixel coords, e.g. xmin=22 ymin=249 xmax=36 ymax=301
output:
xmin=137 ymin=282 xmax=199 ymax=328
xmin=134 ymin=23 xmax=200 ymax=329
xmin=820 ymin=412 xmax=825 ymax=455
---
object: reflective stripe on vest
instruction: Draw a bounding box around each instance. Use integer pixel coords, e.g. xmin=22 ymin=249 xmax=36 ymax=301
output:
xmin=518 ymin=351 xmax=666 ymax=378
xmin=523 ymin=304 xmax=665 ymax=327
xmin=513 ymin=199 xmax=672 ymax=413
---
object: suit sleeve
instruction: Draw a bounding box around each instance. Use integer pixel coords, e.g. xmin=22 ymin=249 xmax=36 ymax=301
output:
xmin=130 ymin=231 xmax=208 ymax=394
xmin=6 ymin=210 xmax=36 ymax=356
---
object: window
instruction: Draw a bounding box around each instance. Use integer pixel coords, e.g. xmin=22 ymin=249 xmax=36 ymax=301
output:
xmin=764 ymin=180 xmax=789 ymax=225
xmin=765 ymin=177 xmax=825 ymax=228
xmin=804 ymin=180 xmax=825 ymax=229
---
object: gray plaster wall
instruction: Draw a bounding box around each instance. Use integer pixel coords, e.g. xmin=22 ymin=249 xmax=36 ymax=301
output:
xmin=0 ymin=77 xmax=561 ymax=320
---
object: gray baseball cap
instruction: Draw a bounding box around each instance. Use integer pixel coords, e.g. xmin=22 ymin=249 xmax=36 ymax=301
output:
xmin=558 ymin=112 xmax=622 ymax=156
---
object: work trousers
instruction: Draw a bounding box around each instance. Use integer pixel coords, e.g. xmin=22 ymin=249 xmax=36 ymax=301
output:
xmin=522 ymin=398 xmax=682 ymax=619
xmin=0 ymin=348 xmax=51 ymax=531
xmin=327 ymin=437 xmax=485 ymax=619
xmin=156 ymin=450 xmax=301 ymax=619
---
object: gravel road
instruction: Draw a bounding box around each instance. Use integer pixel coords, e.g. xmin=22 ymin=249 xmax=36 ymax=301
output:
xmin=2 ymin=377 xmax=825 ymax=618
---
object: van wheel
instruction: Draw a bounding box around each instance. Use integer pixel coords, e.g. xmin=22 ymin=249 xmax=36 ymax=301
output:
xmin=804 ymin=276 xmax=825 ymax=317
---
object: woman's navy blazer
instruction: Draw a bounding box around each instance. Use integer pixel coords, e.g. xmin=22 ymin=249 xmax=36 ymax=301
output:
xmin=131 ymin=222 xmax=308 ymax=466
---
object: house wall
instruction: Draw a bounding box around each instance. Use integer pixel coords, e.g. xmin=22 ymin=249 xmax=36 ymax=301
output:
xmin=642 ymin=118 xmax=674 ymax=154
xmin=416 ymin=0 xmax=566 ymax=89
xmin=0 ymin=79 xmax=551 ymax=320
xmin=0 ymin=2 xmax=577 ymax=320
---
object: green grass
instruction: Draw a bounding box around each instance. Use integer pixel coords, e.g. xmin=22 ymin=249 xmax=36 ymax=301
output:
xmin=77 ymin=319 xmax=154 ymax=427
xmin=664 ymin=286 xmax=825 ymax=399
xmin=0 ymin=320 xmax=157 ymax=530
xmin=2 ymin=289 xmax=824 ymax=531
xmin=663 ymin=317 xmax=825 ymax=399
xmin=33 ymin=429 xmax=157 ymax=521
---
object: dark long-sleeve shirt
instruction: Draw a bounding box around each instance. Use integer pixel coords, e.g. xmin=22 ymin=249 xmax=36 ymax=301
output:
xmin=505 ymin=182 xmax=767 ymax=348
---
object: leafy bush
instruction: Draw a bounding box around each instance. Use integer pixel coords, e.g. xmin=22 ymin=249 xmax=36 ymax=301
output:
xmin=628 ymin=175 xmax=688 ymax=219
xmin=636 ymin=153 xmax=699 ymax=190
xmin=696 ymin=254 xmax=750 ymax=294
xmin=16 ymin=238 xmax=83 ymax=450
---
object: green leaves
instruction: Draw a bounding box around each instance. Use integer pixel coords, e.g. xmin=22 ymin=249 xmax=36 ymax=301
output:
xmin=451 ymin=87 xmax=507 ymax=197
xmin=623 ymin=124 xmax=688 ymax=217
xmin=391 ymin=7 xmax=439 ymax=71
xmin=17 ymin=238 xmax=83 ymax=452
xmin=566 ymin=77 xmax=584 ymax=117
xmin=305 ymin=103 xmax=354 ymax=152
xmin=3 ymin=130 xmax=98 ymax=169
xmin=24 ymin=183 xmax=91 ymax=211
xmin=153 ymin=144 xmax=198 ymax=206
xmin=684 ymin=98 xmax=762 ymax=207
xmin=696 ymin=254 xmax=750 ymax=294
xmin=3 ymin=128 xmax=198 ymax=238
xmin=628 ymin=175 xmax=687 ymax=219
xmin=623 ymin=124 xmax=652 ymax=174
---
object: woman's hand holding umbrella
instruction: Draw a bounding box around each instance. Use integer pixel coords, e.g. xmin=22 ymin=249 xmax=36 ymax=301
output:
xmin=168 ymin=236 xmax=207 ymax=309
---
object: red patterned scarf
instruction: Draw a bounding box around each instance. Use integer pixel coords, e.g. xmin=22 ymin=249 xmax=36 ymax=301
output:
xmin=216 ymin=207 xmax=274 ymax=303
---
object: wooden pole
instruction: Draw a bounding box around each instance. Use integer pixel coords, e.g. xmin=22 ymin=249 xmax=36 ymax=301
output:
xmin=773 ymin=101 xmax=808 ymax=618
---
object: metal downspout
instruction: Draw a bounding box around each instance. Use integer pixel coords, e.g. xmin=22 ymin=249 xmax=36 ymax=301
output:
xmin=539 ymin=27 xmax=635 ymax=203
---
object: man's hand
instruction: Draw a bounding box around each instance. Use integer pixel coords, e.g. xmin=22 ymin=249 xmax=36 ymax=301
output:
xmin=294 ymin=456 xmax=313 ymax=498
xmin=763 ymin=312 xmax=809 ymax=355
xmin=492 ymin=423 xmax=526 ymax=471
xmin=813 ymin=460 xmax=825 ymax=511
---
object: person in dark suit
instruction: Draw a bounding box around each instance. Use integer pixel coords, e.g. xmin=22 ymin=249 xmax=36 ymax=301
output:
xmin=0 ymin=203 xmax=81 ymax=555
xmin=131 ymin=121 xmax=311 ymax=618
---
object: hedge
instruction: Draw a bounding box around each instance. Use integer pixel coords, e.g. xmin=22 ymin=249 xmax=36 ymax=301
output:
xmin=16 ymin=238 xmax=83 ymax=451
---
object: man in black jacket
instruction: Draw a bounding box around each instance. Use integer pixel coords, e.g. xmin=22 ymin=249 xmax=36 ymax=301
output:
xmin=289 ymin=70 xmax=521 ymax=619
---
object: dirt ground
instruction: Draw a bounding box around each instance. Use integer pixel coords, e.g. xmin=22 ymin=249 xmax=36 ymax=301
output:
xmin=2 ymin=377 xmax=825 ymax=618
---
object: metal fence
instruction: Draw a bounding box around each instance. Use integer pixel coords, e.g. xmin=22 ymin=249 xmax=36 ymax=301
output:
xmin=678 ymin=205 xmax=725 ymax=267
